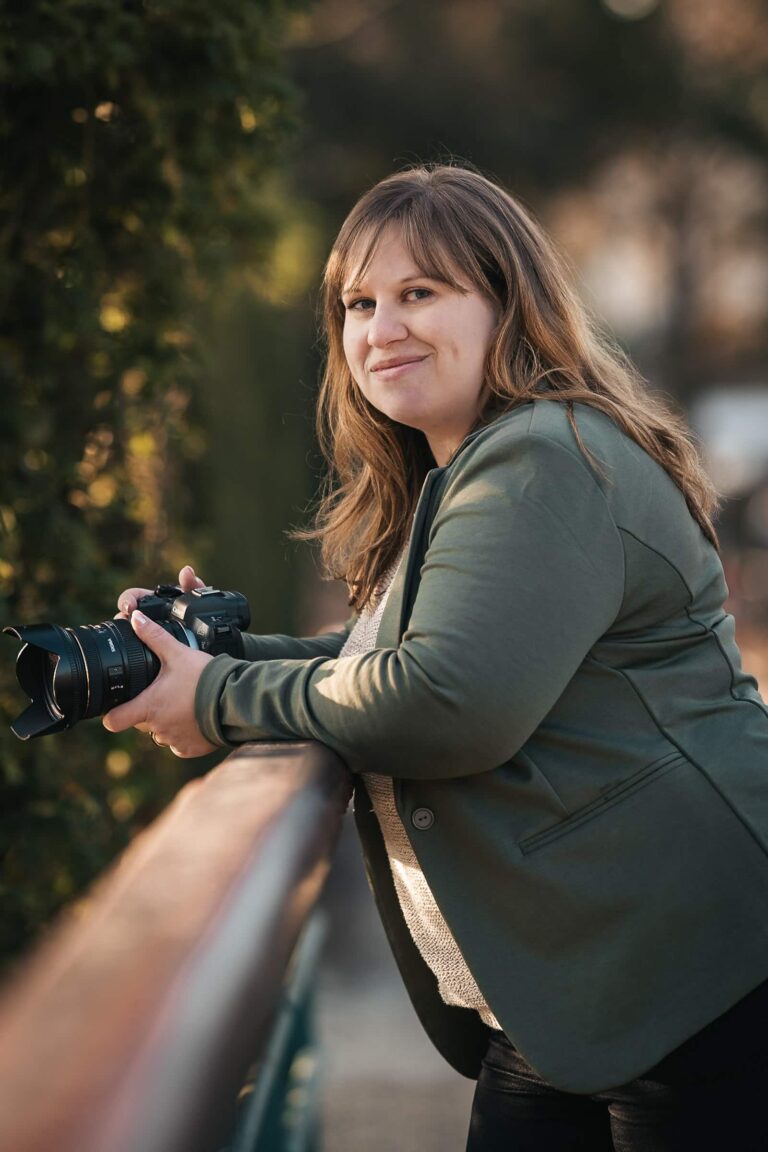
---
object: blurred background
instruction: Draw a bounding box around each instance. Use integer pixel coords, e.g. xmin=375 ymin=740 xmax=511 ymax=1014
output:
xmin=1 ymin=0 xmax=766 ymax=1147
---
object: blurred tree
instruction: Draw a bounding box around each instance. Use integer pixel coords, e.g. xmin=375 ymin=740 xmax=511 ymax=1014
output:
xmin=0 ymin=0 xmax=306 ymax=969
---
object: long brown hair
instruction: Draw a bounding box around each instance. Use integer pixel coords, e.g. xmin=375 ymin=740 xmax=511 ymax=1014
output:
xmin=298 ymin=164 xmax=718 ymax=611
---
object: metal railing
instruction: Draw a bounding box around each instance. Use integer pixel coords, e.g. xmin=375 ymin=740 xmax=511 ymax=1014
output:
xmin=0 ymin=741 xmax=352 ymax=1152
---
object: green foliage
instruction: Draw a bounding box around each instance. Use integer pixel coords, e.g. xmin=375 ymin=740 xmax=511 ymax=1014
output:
xmin=0 ymin=0 xmax=305 ymax=969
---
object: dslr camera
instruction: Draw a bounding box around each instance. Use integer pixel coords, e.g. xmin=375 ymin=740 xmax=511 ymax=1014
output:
xmin=4 ymin=584 xmax=250 ymax=740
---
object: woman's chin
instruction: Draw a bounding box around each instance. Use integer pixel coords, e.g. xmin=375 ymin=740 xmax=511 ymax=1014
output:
xmin=371 ymin=401 xmax=428 ymax=431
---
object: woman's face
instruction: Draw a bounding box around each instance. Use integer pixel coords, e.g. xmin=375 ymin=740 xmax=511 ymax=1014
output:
xmin=341 ymin=225 xmax=499 ymax=465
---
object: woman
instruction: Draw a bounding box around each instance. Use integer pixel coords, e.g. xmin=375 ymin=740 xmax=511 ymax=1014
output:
xmin=108 ymin=165 xmax=768 ymax=1151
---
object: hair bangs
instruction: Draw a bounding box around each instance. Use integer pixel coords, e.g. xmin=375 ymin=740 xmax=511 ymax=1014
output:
xmin=326 ymin=190 xmax=490 ymax=320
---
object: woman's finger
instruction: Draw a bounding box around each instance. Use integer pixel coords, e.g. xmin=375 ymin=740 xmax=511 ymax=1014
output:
xmin=115 ymin=587 xmax=153 ymax=618
xmin=178 ymin=565 xmax=205 ymax=592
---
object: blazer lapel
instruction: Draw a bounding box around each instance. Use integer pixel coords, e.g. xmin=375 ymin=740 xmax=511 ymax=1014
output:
xmin=375 ymin=466 xmax=447 ymax=650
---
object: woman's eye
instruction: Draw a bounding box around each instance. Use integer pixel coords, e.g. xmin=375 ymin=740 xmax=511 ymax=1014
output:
xmin=344 ymin=287 xmax=432 ymax=312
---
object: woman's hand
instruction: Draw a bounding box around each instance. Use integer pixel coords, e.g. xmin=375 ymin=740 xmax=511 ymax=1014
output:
xmin=103 ymin=610 xmax=218 ymax=757
xmin=114 ymin=564 xmax=205 ymax=619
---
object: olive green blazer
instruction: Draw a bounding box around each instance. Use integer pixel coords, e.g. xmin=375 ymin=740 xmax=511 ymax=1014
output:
xmin=195 ymin=401 xmax=768 ymax=1094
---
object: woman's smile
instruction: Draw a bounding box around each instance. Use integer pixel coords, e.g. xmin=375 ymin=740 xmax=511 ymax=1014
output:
xmin=369 ymin=354 xmax=429 ymax=379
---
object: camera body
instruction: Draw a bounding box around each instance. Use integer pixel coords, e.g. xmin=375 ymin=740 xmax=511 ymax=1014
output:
xmin=137 ymin=584 xmax=250 ymax=659
xmin=4 ymin=583 xmax=251 ymax=740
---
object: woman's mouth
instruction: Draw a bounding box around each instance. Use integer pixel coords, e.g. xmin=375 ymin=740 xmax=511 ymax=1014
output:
xmin=370 ymin=356 xmax=427 ymax=379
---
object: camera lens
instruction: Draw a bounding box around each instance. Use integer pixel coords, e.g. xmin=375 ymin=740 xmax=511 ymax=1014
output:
xmin=3 ymin=618 xmax=192 ymax=740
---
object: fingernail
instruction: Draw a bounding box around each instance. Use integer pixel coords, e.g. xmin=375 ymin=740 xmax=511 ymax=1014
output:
xmin=132 ymin=611 xmax=148 ymax=626
xmin=120 ymin=601 xmax=131 ymax=615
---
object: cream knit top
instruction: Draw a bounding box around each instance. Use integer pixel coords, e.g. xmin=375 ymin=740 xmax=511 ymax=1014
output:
xmin=338 ymin=555 xmax=500 ymax=1029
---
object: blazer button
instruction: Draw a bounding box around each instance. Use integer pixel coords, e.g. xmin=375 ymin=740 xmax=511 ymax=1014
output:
xmin=411 ymin=807 xmax=434 ymax=830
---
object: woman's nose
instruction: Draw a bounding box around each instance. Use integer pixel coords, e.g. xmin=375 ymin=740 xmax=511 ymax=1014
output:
xmin=367 ymin=305 xmax=408 ymax=347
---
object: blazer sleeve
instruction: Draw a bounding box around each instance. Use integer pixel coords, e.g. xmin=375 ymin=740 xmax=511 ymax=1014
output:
xmin=240 ymin=620 xmax=355 ymax=662
xmin=194 ymin=427 xmax=625 ymax=779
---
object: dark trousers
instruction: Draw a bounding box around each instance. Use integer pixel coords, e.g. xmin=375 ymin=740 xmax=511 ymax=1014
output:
xmin=467 ymin=977 xmax=768 ymax=1151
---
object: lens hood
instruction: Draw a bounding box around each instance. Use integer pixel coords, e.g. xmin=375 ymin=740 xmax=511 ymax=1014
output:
xmin=3 ymin=624 xmax=74 ymax=740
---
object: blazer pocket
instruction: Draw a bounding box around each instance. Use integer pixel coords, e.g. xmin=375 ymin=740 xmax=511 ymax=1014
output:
xmin=518 ymin=750 xmax=687 ymax=856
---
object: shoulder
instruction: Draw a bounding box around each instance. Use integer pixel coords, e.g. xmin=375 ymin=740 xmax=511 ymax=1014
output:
xmin=429 ymin=400 xmax=625 ymax=584
xmin=449 ymin=399 xmax=662 ymax=502
xmin=445 ymin=400 xmax=622 ymax=493
xmin=465 ymin=399 xmax=628 ymax=457
xmin=433 ymin=401 xmax=624 ymax=555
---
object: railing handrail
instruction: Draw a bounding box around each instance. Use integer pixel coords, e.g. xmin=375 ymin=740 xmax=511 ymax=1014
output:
xmin=0 ymin=741 xmax=352 ymax=1152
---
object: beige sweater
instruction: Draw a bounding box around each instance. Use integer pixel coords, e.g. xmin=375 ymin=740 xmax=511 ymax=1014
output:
xmin=339 ymin=556 xmax=500 ymax=1030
